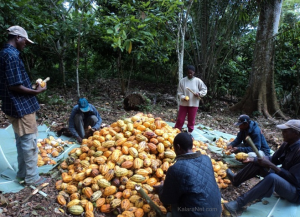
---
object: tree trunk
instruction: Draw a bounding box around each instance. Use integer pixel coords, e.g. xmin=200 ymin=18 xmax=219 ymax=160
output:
xmin=117 ymin=50 xmax=126 ymax=95
xmin=59 ymin=57 xmax=66 ymax=92
xmin=123 ymin=93 xmax=145 ymax=111
xmin=76 ymin=13 xmax=84 ymax=98
xmin=199 ymin=0 xmax=208 ymax=79
xmin=230 ymin=0 xmax=286 ymax=119
xmin=176 ymin=0 xmax=194 ymax=82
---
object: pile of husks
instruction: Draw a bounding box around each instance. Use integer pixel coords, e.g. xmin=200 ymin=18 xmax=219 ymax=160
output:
xmin=54 ymin=113 xmax=230 ymax=216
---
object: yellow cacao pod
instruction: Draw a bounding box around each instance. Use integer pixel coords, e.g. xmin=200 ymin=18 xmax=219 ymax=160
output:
xmin=90 ymin=190 xmax=102 ymax=202
xmin=115 ymin=168 xmax=129 ymax=177
xmin=110 ymin=198 xmax=122 ymax=209
xmin=97 ymin=178 xmax=111 ymax=188
xmin=67 ymin=199 xmax=81 ymax=208
xmin=68 ymin=205 xmax=84 ymax=215
xmin=130 ymin=174 xmax=146 ymax=183
xmin=104 ymin=185 xmax=117 ymax=196
xmin=164 ymin=151 xmax=176 ymax=159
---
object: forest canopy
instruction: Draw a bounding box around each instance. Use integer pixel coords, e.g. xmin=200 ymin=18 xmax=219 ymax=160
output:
xmin=0 ymin=0 xmax=299 ymax=116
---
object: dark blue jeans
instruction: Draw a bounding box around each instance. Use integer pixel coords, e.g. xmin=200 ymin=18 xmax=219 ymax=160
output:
xmin=233 ymin=163 xmax=299 ymax=207
xmin=74 ymin=114 xmax=98 ymax=138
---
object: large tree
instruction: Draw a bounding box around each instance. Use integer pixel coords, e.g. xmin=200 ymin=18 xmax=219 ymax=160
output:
xmin=231 ymin=0 xmax=285 ymax=118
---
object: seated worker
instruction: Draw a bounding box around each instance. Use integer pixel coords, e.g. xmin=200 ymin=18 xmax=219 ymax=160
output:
xmin=69 ymin=98 xmax=102 ymax=143
xmin=225 ymin=120 xmax=300 ymax=216
xmin=227 ymin=114 xmax=270 ymax=157
xmin=154 ymin=133 xmax=222 ymax=217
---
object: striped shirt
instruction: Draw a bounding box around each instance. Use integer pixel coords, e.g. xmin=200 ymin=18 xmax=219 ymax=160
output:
xmin=0 ymin=44 xmax=39 ymax=118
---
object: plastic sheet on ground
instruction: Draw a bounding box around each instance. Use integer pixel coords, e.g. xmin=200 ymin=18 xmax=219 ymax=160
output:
xmin=167 ymin=122 xmax=300 ymax=216
xmin=240 ymin=194 xmax=300 ymax=217
xmin=166 ymin=122 xmax=243 ymax=166
xmin=0 ymin=125 xmax=80 ymax=193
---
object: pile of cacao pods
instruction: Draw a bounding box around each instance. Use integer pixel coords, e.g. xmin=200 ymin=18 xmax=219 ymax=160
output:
xmin=216 ymin=137 xmax=235 ymax=155
xmin=37 ymin=136 xmax=72 ymax=167
xmin=55 ymin=113 xmax=230 ymax=216
xmin=211 ymin=159 xmax=231 ymax=189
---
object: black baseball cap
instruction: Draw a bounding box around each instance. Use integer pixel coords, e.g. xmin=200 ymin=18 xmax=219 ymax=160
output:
xmin=234 ymin=115 xmax=250 ymax=126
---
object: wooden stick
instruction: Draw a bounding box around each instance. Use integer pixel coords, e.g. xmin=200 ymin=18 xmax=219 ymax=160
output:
xmin=245 ymin=136 xmax=262 ymax=158
xmin=43 ymin=77 xmax=50 ymax=83
xmin=29 ymin=185 xmax=48 ymax=197
xmin=22 ymin=183 xmax=49 ymax=204
xmin=135 ymin=185 xmax=165 ymax=217
xmin=186 ymin=87 xmax=201 ymax=99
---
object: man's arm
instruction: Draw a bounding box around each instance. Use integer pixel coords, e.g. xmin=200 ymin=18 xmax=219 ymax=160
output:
xmin=177 ymin=79 xmax=186 ymax=100
xmin=270 ymin=143 xmax=286 ymax=165
xmin=238 ymin=146 xmax=255 ymax=153
xmin=238 ymin=128 xmax=262 ymax=153
xmin=9 ymin=84 xmax=46 ymax=95
xmin=258 ymin=156 xmax=300 ymax=186
xmin=90 ymin=105 xmax=102 ymax=130
xmin=277 ymin=163 xmax=300 ymax=187
xmin=158 ymin=168 xmax=181 ymax=205
xmin=229 ymin=131 xmax=243 ymax=148
xmin=197 ymin=79 xmax=207 ymax=97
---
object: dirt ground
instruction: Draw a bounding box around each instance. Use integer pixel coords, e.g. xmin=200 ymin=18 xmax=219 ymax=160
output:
xmin=0 ymin=78 xmax=287 ymax=217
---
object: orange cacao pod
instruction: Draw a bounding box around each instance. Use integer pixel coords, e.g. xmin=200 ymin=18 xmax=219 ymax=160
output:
xmin=56 ymin=195 xmax=66 ymax=206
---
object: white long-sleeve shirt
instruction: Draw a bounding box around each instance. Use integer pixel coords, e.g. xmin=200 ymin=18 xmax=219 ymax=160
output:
xmin=177 ymin=76 xmax=207 ymax=107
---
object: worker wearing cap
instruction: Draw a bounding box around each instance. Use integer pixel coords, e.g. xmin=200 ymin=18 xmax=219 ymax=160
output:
xmin=227 ymin=114 xmax=271 ymax=157
xmin=69 ymin=98 xmax=102 ymax=143
xmin=0 ymin=26 xmax=48 ymax=185
xmin=224 ymin=120 xmax=300 ymax=215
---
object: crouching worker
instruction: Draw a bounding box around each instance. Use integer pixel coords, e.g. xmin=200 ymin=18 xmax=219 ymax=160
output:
xmin=225 ymin=120 xmax=300 ymax=216
xmin=69 ymin=98 xmax=102 ymax=143
xmin=227 ymin=114 xmax=270 ymax=158
xmin=154 ymin=133 xmax=222 ymax=217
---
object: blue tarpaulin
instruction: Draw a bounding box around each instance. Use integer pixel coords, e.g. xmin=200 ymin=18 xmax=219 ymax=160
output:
xmin=0 ymin=125 xmax=80 ymax=193
xmin=1 ymin=122 xmax=299 ymax=216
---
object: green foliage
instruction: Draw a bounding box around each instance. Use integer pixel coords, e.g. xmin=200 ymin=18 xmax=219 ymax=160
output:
xmin=1 ymin=0 xmax=300 ymax=115
xmin=138 ymin=96 xmax=152 ymax=112
xmin=37 ymin=92 xmax=66 ymax=105
xmin=275 ymin=20 xmax=300 ymax=112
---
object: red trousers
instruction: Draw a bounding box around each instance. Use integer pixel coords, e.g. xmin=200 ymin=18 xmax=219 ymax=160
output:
xmin=174 ymin=106 xmax=198 ymax=133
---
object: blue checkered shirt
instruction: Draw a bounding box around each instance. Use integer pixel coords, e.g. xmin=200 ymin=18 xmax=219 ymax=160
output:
xmin=0 ymin=44 xmax=40 ymax=118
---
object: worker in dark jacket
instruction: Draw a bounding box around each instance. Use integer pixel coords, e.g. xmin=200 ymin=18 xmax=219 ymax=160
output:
xmin=154 ymin=133 xmax=222 ymax=217
xmin=227 ymin=114 xmax=270 ymax=157
xmin=225 ymin=120 xmax=300 ymax=216
xmin=69 ymin=98 xmax=102 ymax=143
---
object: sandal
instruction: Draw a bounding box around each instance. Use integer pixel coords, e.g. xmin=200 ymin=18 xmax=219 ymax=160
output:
xmin=27 ymin=176 xmax=51 ymax=186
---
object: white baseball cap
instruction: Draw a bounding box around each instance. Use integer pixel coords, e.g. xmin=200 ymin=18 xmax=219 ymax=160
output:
xmin=276 ymin=120 xmax=300 ymax=132
xmin=7 ymin=26 xmax=34 ymax=44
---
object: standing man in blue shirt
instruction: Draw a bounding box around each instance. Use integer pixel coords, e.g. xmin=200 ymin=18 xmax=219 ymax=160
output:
xmin=0 ymin=26 xmax=48 ymax=185
xmin=69 ymin=98 xmax=102 ymax=143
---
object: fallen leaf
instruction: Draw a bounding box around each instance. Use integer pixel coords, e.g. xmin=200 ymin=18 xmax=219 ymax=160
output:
xmin=0 ymin=194 xmax=8 ymax=205
xmin=31 ymin=210 xmax=38 ymax=215
xmin=262 ymin=200 xmax=269 ymax=205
